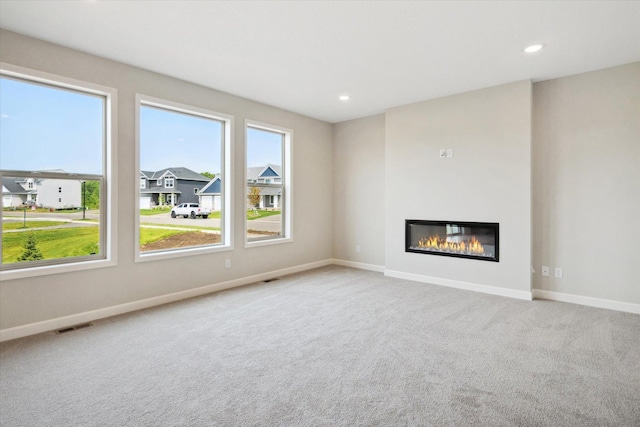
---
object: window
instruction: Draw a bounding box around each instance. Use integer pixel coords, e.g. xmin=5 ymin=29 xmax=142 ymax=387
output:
xmin=140 ymin=177 xmax=146 ymax=189
xmin=136 ymin=95 xmax=232 ymax=260
xmin=0 ymin=64 xmax=116 ymax=278
xmin=245 ymin=121 xmax=292 ymax=245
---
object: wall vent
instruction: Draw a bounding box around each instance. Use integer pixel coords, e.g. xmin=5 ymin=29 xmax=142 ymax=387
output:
xmin=56 ymin=323 xmax=94 ymax=334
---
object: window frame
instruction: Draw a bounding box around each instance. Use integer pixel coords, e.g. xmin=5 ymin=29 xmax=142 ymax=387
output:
xmin=244 ymin=120 xmax=293 ymax=248
xmin=135 ymin=94 xmax=233 ymax=262
xmin=0 ymin=62 xmax=118 ymax=280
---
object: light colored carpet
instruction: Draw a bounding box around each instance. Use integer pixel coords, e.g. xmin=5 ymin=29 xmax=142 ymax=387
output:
xmin=1 ymin=266 xmax=639 ymax=426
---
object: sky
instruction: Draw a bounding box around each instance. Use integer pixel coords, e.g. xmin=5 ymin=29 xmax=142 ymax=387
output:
xmin=1 ymin=76 xmax=283 ymax=178
xmin=0 ymin=77 xmax=103 ymax=175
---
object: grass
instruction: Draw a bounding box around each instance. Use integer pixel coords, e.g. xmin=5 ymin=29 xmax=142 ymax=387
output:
xmin=247 ymin=209 xmax=281 ymax=220
xmin=2 ymin=227 xmax=99 ymax=264
xmin=2 ymin=221 xmax=67 ymax=230
xmin=141 ymin=223 xmax=220 ymax=231
xmin=2 ymin=225 xmax=195 ymax=263
xmin=139 ymin=207 xmax=172 ymax=216
xmin=139 ymin=227 xmax=188 ymax=245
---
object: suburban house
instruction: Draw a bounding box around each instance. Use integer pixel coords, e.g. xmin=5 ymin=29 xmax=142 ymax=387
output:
xmin=196 ymin=176 xmax=221 ymax=211
xmin=246 ymin=164 xmax=282 ymax=209
xmin=1 ymin=175 xmax=81 ymax=209
xmin=139 ymin=167 xmax=211 ymax=209
xmin=0 ymin=2 xmax=639 ymax=426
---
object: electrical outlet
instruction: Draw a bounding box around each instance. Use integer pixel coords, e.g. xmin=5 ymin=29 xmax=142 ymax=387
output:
xmin=355 ymin=245 xmax=361 ymax=253
xmin=439 ymin=149 xmax=446 ymax=158
xmin=541 ymin=266 xmax=549 ymax=277
xmin=446 ymin=148 xmax=454 ymax=158
xmin=555 ymin=267 xmax=563 ymax=278
xmin=225 ymin=259 xmax=231 ymax=268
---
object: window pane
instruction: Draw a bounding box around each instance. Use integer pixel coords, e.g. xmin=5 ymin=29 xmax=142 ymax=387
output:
xmin=139 ymin=104 xmax=224 ymax=253
xmin=246 ymin=127 xmax=284 ymax=242
xmin=2 ymin=177 xmax=101 ymax=265
xmin=1 ymin=75 xmax=106 ymax=270
xmin=0 ymin=77 xmax=104 ymax=175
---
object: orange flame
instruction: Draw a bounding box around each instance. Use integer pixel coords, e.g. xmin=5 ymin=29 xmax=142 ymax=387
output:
xmin=417 ymin=235 xmax=485 ymax=254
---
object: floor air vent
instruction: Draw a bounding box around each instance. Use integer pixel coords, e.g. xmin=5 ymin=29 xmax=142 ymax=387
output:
xmin=56 ymin=323 xmax=94 ymax=334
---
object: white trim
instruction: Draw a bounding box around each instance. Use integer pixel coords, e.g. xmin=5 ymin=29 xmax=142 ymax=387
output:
xmin=134 ymin=94 xmax=234 ymax=262
xmin=332 ymin=258 xmax=385 ymax=273
xmin=0 ymin=259 xmax=332 ymax=342
xmin=384 ymin=269 xmax=533 ymax=301
xmin=532 ymin=289 xmax=640 ymax=314
xmin=0 ymin=62 xmax=118 ymax=280
xmin=244 ymin=120 xmax=293 ymax=248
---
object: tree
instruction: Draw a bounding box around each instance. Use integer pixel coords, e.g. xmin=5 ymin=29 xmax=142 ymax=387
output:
xmin=248 ymin=186 xmax=261 ymax=209
xmin=17 ymin=232 xmax=44 ymax=262
xmin=83 ymin=181 xmax=100 ymax=209
xmin=200 ymin=171 xmax=216 ymax=179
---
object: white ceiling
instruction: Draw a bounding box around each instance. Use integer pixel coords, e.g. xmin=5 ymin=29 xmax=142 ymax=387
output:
xmin=1 ymin=1 xmax=639 ymax=123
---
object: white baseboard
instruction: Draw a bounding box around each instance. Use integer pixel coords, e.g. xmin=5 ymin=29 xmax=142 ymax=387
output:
xmin=0 ymin=259 xmax=333 ymax=342
xmin=384 ymin=269 xmax=533 ymax=301
xmin=532 ymin=289 xmax=640 ymax=314
xmin=331 ymin=259 xmax=385 ymax=273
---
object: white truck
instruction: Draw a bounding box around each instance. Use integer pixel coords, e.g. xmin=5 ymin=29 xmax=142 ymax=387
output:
xmin=170 ymin=203 xmax=211 ymax=219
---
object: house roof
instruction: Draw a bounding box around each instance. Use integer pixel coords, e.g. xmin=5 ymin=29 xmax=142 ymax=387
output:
xmin=198 ymin=177 xmax=221 ymax=195
xmin=247 ymin=164 xmax=281 ymax=181
xmin=140 ymin=189 xmax=182 ymax=195
xmin=141 ymin=167 xmax=211 ymax=182
xmin=259 ymin=188 xmax=282 ymax=196
xmin=2 ymin=177 xmax=32 ymax=195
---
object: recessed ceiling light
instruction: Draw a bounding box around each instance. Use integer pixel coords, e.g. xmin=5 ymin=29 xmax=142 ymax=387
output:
xmin=524 ymin=44 xmax=544 ymax=53
xmin=339 ymin=95 xmax=350 ymax=101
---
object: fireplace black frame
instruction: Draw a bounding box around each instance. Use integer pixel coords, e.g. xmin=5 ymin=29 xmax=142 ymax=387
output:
xmin=405 ymin=220 xmax=499 ymax=262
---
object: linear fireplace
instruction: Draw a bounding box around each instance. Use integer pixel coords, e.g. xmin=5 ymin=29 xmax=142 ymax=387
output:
xmin=406 ymin=220 xmax=499 ymax=262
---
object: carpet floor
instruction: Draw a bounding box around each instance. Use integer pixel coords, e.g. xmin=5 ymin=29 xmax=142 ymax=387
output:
xmin=1 ymin=266 xmax=639 ymax=426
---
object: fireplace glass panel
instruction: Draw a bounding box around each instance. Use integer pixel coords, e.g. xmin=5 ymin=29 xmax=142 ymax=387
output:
xmin=405 ymin=220 xmax=499 ymax=262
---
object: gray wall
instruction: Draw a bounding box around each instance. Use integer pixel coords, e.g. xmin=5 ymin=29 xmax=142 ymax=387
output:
xmin=385 ymin=81 xmax=533 ymax=293
xmin=532 ymin=63 xmax=640 ymax=303
xmin=331 ymin=63 xmax=639 ymax=306
xmin=0 ymin=30 xmax=334 ymax=330
xmin=332 ymin=114 xmax=386 ymax=267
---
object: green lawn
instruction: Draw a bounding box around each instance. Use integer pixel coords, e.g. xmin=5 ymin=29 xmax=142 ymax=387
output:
xmin=141 ymin=223 xmax=220 ymax=231
xmin=139 ymin=207 xmax=172 ymax=216
xmin=2 ymin=226 xmax=193 ymax=263
xmin=139 ymin=228 xmax=190 ymax=245
xmin=247 ymin=210 xmax=281 ymax=220
xmin=2 ymin=227 xmax=99 ymax=264
xmin=2 ymin=221 xmax=68 ymax=230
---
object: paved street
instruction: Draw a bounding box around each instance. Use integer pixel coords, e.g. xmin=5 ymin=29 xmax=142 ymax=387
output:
xmin=3 ymin=210 xmax=282 ymax=233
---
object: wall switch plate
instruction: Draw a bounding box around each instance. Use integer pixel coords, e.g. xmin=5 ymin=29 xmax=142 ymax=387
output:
xmin=446 ymin=148 xmax=454 ymax=158
xmin=355 ymin=245 xmax=361 ymax=253
xmin=439 ymin=149 xmax=446 ymax=158
xmin=225 ymin=259 xmax=231 ymax=268
xmin=555 ymin=267 xmax=563 ymax=278
xmin=541 ymin=266 xmax=549 ymax=277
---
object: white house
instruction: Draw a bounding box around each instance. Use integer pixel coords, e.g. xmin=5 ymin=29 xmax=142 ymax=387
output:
xmin=1 ymin=176 xmax=81 ymax=209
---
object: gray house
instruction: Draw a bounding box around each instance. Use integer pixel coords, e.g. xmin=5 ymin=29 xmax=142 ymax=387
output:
xmin=140 ymin=167 xmax=211 ymax=209
xmin=247 ymin=164 xmax=282 ymax=209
